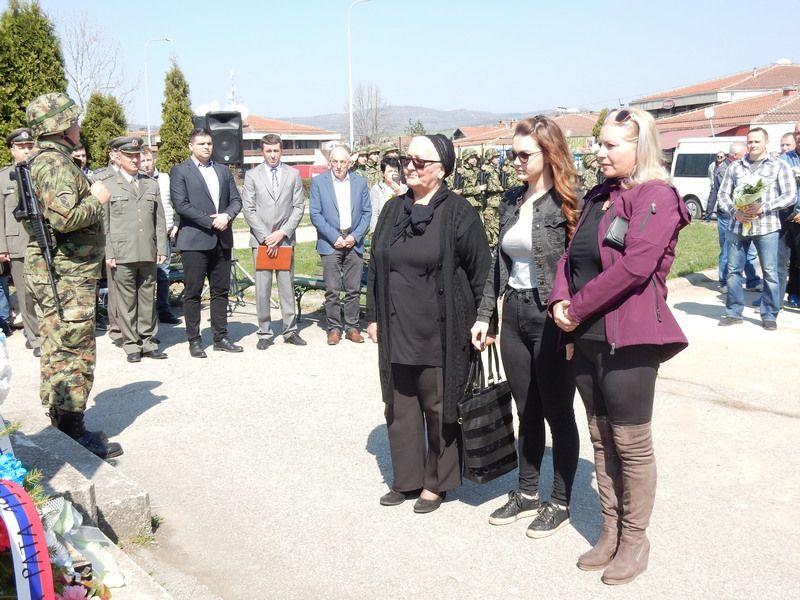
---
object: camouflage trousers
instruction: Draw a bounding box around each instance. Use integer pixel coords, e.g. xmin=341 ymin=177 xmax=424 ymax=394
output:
xmin=27 ymin=275 xmax=97 ymax=412
xmin=483 ymin=197 xmax=501 ymax=247
xmin=465 ymin=196 xmax=485 ymax=221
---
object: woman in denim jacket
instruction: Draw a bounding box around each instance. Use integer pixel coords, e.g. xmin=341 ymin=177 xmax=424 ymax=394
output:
xmin=471 ymin=116 xmax=580 ymax=538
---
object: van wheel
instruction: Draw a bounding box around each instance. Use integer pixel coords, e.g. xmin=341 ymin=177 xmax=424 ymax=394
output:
xmin=684 ymin=197 xmax=702 ymax=220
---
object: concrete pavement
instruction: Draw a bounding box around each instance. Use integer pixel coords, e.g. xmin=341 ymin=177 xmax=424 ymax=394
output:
xmin=3 ymin=272 xmax=799 ymax=599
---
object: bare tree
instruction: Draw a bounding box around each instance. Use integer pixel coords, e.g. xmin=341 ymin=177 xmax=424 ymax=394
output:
xmin=352 ymin=82 xmax=387 ymax=145
xmin=58 ymin=11 xmax=136 ymax=111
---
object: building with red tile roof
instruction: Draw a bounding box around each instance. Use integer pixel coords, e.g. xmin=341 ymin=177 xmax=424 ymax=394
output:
xmin=241 ymin=115 xmax=341 ymax=167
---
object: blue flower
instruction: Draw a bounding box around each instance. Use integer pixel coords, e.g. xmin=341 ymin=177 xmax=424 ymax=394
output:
xmin=0 ymin=452 xmax=27 ymax=486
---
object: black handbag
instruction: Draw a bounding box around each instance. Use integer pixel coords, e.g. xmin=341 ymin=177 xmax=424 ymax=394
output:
xmin=457 ymin=345 xmax=517 ymax=484
xmin=603 ymin=215 xmax=629 ymax=251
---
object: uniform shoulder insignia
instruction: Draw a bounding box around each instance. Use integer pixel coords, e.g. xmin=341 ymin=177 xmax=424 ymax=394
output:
xmin=92 ymin=167 xmax=114 ymax=181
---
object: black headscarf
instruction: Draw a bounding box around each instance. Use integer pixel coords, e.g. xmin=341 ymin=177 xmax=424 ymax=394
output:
xmin=425 ymin=134 xmax=455 ymax=178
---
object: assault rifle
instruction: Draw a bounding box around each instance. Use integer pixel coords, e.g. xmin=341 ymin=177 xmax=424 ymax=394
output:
xmin=12 ymin=162 xmax=63 ymax=319
xmin=453 ymin=159 xmax=464 ymax=191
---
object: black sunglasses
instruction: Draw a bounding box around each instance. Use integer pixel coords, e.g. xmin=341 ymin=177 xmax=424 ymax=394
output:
xmin=614 ymin=110 xmax=632 ymax=123
xmin=400 ymin=155 xmax=440 ymax=169
xmin=506 ymin=149 xmax=543 ymax=163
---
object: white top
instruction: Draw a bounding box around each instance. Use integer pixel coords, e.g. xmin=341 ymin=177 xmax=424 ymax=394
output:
xmin=192 ymin=157 xmax=220 ymax=212
xmin=332 ymin=172 xmax=352 ymax=231
xmin=153 ymin=169 xmax=174 ymax=230
xmin=501 ymin=197 xmax=536 ymax=290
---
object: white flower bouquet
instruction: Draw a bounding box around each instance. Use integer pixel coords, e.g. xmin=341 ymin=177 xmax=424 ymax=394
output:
xmin=733 ymin=174 xmax=770 ymax=235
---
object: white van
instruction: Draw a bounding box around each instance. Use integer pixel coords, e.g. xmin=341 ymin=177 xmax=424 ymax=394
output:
xmin=669 ymin=136 xmax=744 ymax=219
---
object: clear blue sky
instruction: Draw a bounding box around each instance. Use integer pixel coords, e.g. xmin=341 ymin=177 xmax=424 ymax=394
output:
xmin=37 ymin=0 xmax=796 ymax=127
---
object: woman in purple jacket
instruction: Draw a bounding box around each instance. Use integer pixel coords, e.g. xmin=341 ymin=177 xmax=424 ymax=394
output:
xmin=550 ymin=108 xmax=690 ymax=585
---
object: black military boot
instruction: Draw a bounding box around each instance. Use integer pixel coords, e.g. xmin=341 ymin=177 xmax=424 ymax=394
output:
xmin=56 ymin=409 xmax=123 ymax=459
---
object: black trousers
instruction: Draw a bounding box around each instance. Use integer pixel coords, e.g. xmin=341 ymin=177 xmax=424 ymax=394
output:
xmin=572 ymin=339 xmax=660 ymax=425
xmin=386 ymin=364 xmax=461 ymax=494
xmin=499 ymin=289 xmax=579 ymax=504
xmin=181 ymin=244 xmax=231 ymax=343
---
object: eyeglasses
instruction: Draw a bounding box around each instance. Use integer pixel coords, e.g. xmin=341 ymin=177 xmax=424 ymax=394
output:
xmin=399 ymin=155 xmax=440 ymax=169
xmin=506 ymin=149 xmax=543 ymax=163
xmin=614 ymin=110 xmax=632 ymax=123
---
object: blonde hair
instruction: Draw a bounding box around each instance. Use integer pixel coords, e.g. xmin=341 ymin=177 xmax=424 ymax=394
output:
xmin=606 ymin=108 xmax=670 ymax=189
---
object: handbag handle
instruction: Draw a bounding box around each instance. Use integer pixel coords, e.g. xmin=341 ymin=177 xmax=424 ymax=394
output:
xmin=486 ymin=344 xmax=502 ymax=385
xmin=466 ymin=350 xmax=486 ymax=396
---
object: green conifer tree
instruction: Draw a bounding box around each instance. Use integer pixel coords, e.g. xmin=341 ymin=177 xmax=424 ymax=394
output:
xmin=592 ymin=108 xmax=609 ymax=142
xmin=81 ymin=92 xmax=127 ymax=170
xmin=0 ymin=0 xmax=67 ymax=163
xmin=156 ymin=59 xmax=193 ymax=173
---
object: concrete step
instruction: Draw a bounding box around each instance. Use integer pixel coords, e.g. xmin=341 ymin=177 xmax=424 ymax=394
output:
xmin=7 ymin=414 xmax=151 ymax=543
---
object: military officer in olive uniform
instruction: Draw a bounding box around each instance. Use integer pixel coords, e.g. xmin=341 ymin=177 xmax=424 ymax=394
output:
xmin=95 ymin=136 xmax=167 ymax=363
xmin=24 ymin=92 xmax=122 ymax=459
xmin=456 ymin=148 xmax=486 ymax=216
xmin=0 ymin=128 xmax=41 ymax=355
xmin=481 ymin=148 xmax=504 ymax=246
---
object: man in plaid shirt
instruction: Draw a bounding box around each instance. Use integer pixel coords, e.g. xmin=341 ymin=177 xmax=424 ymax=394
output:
xmin=717 ymin=127 xmax=797 ymax=330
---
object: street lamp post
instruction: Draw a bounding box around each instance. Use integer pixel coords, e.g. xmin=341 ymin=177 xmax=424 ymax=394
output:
xmin=144 ymin=37 xmax=172 ymax=148
xmin=348 ymin=0 xmax=370 ymax=150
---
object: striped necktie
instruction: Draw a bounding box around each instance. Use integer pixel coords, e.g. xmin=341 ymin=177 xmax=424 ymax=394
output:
xmin=271 ymin=167 xmax=279 ymax=196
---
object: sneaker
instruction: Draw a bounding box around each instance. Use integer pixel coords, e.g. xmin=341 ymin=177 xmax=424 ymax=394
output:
xmin=718 ymin=316 xmax=743 ymax=326
xmin=762 ymin=320 xmax=777 ymax=331
xmin=488 ymin=490 xmax=540 ymax=525
xmin=784 ymin=295 xmax=800 ymax=311
xmin=718 ymin=284 xmax=727 ymax=293
xmin=526 ymin=501 xmax=570 ymax=538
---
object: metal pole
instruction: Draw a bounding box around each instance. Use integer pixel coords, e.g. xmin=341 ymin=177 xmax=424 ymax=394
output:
xmin=144 ymin=37 xmax=172 ymax=148
xmin=348 ymin=0 xmax=370 ymax=150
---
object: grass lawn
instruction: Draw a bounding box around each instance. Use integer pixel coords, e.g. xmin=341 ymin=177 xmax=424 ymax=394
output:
xmin=669 ymin=220 xmax=718 ymax=279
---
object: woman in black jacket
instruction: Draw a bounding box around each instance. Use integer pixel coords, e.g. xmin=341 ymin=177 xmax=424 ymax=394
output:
xmin=471 ymin=116 xmax=580 ymax=537
xmin=366 ymin=134 xmax=490 ymax=513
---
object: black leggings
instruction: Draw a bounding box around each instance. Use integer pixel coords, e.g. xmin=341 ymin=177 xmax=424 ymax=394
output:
xmin=572 ymin=339 xmax=660 ymax=425
xmin=500 ymin=289 xmax=579 ymax=505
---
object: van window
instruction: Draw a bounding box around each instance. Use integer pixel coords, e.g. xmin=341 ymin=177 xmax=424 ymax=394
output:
xmin=674 ymin=153 xmax=714 ymax=178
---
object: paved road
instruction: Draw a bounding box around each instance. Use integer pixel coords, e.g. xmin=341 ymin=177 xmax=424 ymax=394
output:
xmin=4 ymin=273 xmax=799 ymax=599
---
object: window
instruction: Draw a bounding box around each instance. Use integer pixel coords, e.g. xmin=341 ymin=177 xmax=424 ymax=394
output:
xmin=673 ymin=153 xmax=714 ymax=178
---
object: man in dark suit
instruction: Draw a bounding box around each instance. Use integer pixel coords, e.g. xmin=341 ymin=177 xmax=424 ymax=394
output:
xmin=242 ymin=134 xmax=306 ymax=349
xmin=170 ymin=128 xmax=243 ymax=358
xmin=309 ymin=145 xmax=371 ymax=345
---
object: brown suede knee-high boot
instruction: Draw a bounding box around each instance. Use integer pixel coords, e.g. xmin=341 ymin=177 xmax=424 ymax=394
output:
xmin=602 ymin=422 xmax=656 ymax=585
xmin=578 ymin=416 xmax=623 ymax=571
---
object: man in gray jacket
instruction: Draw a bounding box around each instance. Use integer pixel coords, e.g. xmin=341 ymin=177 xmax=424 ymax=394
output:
xmin=242 ymin=134 xmax=306 ymax=349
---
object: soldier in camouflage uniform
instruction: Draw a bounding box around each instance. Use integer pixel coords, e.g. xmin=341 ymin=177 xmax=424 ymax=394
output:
xmin=350 ymin=150 xmax=368 ymax=177
xmin=482 ymin=148 xmax=504 ymax=246
xmin=501 ymin=151 xmax=521 ymax=190
xmin=457 ymin=148 xmax=486 ymax=218
xmin=365 ymin=146 xmax=382 ymax=189
xmin=581 ymin=153 xmax=601 ymax=191
xmin=24 ymin=92 xmax=122 ymax=459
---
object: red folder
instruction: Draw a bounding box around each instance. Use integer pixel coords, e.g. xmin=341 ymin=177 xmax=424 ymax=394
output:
xmin=255 ymin=245 xmax=293 ymax=271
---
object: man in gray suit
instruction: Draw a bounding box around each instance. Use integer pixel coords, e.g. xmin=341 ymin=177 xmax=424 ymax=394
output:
xmin=95 ymin=136 xmax=168 ymax=362
xmin=0 ymin=128 xmax=40 ymax=355
xmin=242 ymin=134 xmax=306 ymax=349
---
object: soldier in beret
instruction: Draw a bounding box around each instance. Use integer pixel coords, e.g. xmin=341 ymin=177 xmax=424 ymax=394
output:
xmin=94 ymin=136 xmax=167 ymax=363
xmin=0 ymin=128 xmax=40 ymax=346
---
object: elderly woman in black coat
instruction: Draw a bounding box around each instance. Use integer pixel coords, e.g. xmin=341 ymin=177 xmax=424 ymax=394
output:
xmin=366 ymin=134 xmax=491 ymax=513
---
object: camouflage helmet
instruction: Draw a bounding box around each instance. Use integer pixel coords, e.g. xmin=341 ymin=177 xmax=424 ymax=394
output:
xmin=582 ymin=153 xmax=598 ymax=169
xmin=484 ymin=148 xmax=500 ymax=160
xmin=462 ymin=148 xmax=479 ymax=160
xmin=26 ymin=92 xmax=81 ymax=137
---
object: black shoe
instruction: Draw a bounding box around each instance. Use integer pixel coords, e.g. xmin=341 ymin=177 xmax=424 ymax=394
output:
xmin=159 ymin=311 xmax=181 ymax=324
xmin=718 ymin=316 xmax=743 ymax=326
xmin=488 ymin=490 xmax=540 ymax=525
xmin=213 ymin=338 xmax=243 ymax=353
xmin=112 ymin=338 xmax=124 ymax=348
xmin=380 ymin=488 xmax=422 ymax=506
xmin=0 ymin=319 xmax=12 ymax=336
xmin=256 ymin=338 xmax=273 ymax=350
xmin=76 ymin=430 xmax=124 ymax=459
xmin=413 ymin=492 xmax=446 ymax=514
xmin=95 ymin=318 xmax=108 ymax=332
xmin=762 ymin=319 xmax=777 ymax=331
xmin=127 ymin=351 xmax=142 ymax=363
xmin=189 ymin=339 xmax=207 ymax=358
xmin=33 ymin=347 xmax=41 ymax=358
xmin=284 ymin=333 xmax=307 ymax=346
xmin=526 ymin=501 xmax=570 ymax=538
xmin=25 ymin=339 xmax=32 ymax=349
xmin=143 ymin=349 xmax=168 ymax=359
